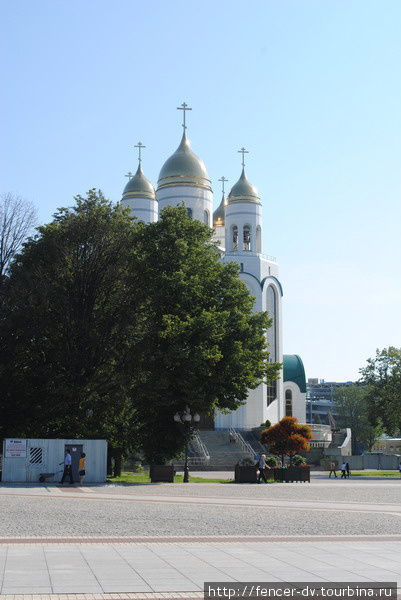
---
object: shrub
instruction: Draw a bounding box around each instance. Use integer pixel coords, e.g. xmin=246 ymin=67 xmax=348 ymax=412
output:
xmin=260 ymin=416 xmax=313 ymax=466
xmin=292 ymin=454 xmax=307 ymax=465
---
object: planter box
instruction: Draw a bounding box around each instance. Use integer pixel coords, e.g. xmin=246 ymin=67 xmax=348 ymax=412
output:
xmin=149 ymin=465 xmax=175 ymax=483
xmin=273 ymin=466 xmax=310 ymax=483
xmin=272 ymin=467 xmax=285 ymax=482
xmin=235 ymin=465 xmax=258 ymax=483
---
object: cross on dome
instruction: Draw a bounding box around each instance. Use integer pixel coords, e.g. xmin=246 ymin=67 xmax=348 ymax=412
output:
xmin=125 ymin=171 xmax=133 ymax=180
xmin=218 ymin=176 xmax=228 ymax=196
xmin=238 ymin=147 xmax=249 ymax=168
xmin=134 ymin=141 xmax=146 ymax=165
xmin=177 ymin=102 xmax=192 ymax=131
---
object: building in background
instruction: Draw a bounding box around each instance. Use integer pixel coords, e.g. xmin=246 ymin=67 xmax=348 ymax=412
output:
xmin=306 ymin=379 xmax=354 ymax=425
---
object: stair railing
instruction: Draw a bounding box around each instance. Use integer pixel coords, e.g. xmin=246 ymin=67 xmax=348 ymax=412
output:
xmin=228 ymin=428 xmax=255 ymax=457
xmin=174 ymin=433 xmax=210 ymax=466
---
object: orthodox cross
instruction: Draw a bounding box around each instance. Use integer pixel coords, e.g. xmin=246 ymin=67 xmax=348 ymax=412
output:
xmin=125 ymin=171 xmax=133 ymax=180
xmin=134 ymin=141 xmax=146 ymax=165
xmin=238 ymin=147 xmax=249 ymax=168
xmin=177 ymin=102 xmax=192 ymax=130
xmin=218 ymin=176 xmax=228 ymax=196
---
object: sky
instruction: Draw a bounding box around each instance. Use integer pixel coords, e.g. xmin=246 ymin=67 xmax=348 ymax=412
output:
xmin=1 ymin=0 xmax=400 ymax=382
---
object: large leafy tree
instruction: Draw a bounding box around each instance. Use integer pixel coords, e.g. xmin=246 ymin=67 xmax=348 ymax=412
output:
xmin=0 ymin=190 xmax=138 ymax=449
xmin=260 ymin=417 xmax=312 ymax=466
xmin=359 ymin=347 xmax=401 ymax=436
xmin=128 ymin=206 xmax=281 ymax=463
xmin=333 ymin=385 xmax=385 ymax=453
xmin=0 ymin=193 xmax=280 ymax=463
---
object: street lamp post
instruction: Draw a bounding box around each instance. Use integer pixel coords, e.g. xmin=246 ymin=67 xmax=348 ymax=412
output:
xmin=174 ymin=407 xmax=200 ymax=483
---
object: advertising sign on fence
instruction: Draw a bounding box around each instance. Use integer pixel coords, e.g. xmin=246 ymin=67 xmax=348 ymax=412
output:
xmin=5 ymin=439 xmax=27 ymax=458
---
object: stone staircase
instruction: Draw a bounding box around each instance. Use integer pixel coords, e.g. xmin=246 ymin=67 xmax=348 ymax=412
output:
xmin=196 ymin=430 xmax=253 ymax=470
xmin=240 ymin=429 xmax=266 ymax=455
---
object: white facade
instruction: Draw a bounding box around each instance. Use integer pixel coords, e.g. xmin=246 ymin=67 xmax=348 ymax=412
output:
xmin=157 ymin=185 xmax=213 ymax=226
xmin=122 ymin=195 xmax=158 ymax=224
xmin=283 ymin=381 xmax=307 ymax=423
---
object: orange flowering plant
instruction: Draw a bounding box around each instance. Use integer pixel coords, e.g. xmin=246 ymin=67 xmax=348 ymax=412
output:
xmin=260 ymin=416 xmax=313 ymax=467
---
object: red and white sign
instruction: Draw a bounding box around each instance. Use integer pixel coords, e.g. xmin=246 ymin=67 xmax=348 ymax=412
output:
xmin=5 ymin=439 xmax=27 ymax=458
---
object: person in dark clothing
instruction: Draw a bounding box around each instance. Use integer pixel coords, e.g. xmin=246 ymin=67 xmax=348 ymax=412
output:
xmin=60 ymin=450 xmax=74 ymax=484
xmin=346 ymin=462 xmax=351 ymax=478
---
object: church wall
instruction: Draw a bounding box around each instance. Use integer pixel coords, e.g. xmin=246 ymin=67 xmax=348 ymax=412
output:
xmin=156 ymin=185 xmax=213 ymax=226
xmin=215 ymin=384 xmax=265 ymax=429
xmin=283 ymin=381 xmax=307 ymax=423
xmin=262 ymin=277 xmax=284 ymax=425
xmin=224 ymin=201 xmax=262 ymax=254
xmin=121 ymin=196 xmax=158 ymax=223
xmin=213 ymin=225 xmax=225 ymax=250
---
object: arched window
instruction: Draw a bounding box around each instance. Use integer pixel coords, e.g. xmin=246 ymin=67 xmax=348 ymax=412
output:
xmin=243 ymin=225 xmax=251 ymax=251
xmin=285 ymin=389 xmax=293 ymax=417
xmin=186 ymin=207 xmax=193 ymax=219
xmin=203 ymin=209 xmax=209 ymax=225
xmin=256 ymin=225 xmax=261 ymax=253
xmin=266 ymin=286 xmax=277 ymax=362
xmin=232 ymin=225 xmax=238 ymax=251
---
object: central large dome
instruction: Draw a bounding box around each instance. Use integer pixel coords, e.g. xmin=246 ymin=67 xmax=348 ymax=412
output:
xmin=157 ymin=132 xmax=211 ymax=191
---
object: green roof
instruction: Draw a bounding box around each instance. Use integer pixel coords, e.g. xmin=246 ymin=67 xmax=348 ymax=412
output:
xmin=283 ymin=354 xmax=306 ymax=393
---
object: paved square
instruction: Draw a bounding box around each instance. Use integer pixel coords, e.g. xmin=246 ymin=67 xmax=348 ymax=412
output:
xmin=0 ymin=475 xmax=400 ymax=597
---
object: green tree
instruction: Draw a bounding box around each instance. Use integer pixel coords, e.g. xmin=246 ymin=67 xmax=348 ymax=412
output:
xmin=0 ymin=195 xmax=280 ymax=465
xmin=128 ymin=206 xmax=281 ymax=463
xmin=359 ymin=347 xmax=401 ymax=436
xmin=0 ymin=190 xmax=139 ymax=451
xmin=333 ymin=385 xmax=384 ymax=453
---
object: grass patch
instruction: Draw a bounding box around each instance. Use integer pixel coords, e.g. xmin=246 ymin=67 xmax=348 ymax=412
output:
xmin=351 ymin=471 xmax=400 ymax=477
xmin=107 ymin=471 xmax=233 ymax=484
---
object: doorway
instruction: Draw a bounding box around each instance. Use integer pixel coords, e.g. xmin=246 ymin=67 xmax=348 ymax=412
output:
xmin=65 ymin=444 xmax=83 ymax=482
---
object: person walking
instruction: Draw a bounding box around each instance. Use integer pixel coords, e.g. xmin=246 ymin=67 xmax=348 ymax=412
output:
xmin=346 ymin=462 xmax=351 ymax=478
xmin=257 ymin=454 xmax=270 ymax=483
xmin=328 ymin=461 xmax=337 ymax=478
xmin=79 ymin=452 xmax=86 ymax=485
xmin=340 ymin=462 xmax=347 ymax=479
xmin=398 ymin=462 xmax=401 ymax=477
xmin=60 ymin=449 xmax=74 ymax=485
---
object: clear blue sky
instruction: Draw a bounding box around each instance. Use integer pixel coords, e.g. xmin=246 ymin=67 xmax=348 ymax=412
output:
xmin=1 ymin=0 xmax=400 ymax=381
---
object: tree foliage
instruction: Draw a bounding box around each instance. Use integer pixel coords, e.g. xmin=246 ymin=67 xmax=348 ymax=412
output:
xmin=0 ymin=190 xmax=138 ymax=448
xmin=333 ymin=385 xmax=385 ymax=453
xmin=260 ymin=417 xmax=312 ymax=465
xmin=359 ymin=347 xmax=401 ymax=436
xmin=0 ymin=192 xmax=281 ymax=463
xmin=126 ymin=205 xmax=281 ymax=463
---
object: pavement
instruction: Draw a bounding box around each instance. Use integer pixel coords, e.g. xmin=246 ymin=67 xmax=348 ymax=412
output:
xmin=0 ymin=473 xmax=400 ymax=598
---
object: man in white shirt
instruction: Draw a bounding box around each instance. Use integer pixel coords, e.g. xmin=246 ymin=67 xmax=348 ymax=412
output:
xmin=60 ymin=449 xmax=74 ymax=484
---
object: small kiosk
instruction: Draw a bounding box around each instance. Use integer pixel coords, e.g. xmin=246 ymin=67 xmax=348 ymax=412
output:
xmin=2 ymin=438 xmax=107 ymax=483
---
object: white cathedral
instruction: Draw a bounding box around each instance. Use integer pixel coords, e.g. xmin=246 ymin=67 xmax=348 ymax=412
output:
xmin=121 ymin=105 xmax=307 ymax=430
